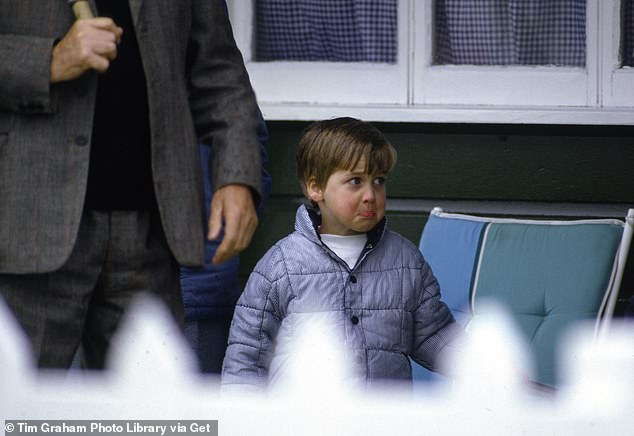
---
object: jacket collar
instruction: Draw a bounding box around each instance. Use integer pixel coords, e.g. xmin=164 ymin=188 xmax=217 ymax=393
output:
xmin=129 ymin=0 xmax=143 ymax=26
xmin=296 ymin=204 xmax=387 ymax=248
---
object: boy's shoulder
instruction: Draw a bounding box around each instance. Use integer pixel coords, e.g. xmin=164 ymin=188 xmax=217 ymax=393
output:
xmin=382 ymin=229 xmax=420 ymax=251
xmin=268 ymin=229 xmax=314 ymax=253
xmin=379 ymin=229 xmax=425 ymax=265
xmin=252 ymin=230 xmax=315 ymax=272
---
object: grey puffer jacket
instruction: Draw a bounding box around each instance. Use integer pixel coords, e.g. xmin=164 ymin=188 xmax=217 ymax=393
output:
xmin=221 ymin=205 xmax=462 ymax=391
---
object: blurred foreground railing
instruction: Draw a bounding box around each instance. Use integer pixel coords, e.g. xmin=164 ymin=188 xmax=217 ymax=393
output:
xmin=1 ymin=297 xmax=633 ymax=436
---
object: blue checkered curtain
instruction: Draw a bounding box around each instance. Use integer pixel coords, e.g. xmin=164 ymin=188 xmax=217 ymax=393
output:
xmin=623 ymin=0 xmax=634 ymax=66
xmin=255 ymin=0 xmax=398 ymax=63
xmin=434 ymin=0 xmax=586 ymax=66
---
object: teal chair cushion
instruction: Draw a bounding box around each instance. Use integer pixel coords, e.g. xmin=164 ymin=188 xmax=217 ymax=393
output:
xmin=473 ymin=221 xmax=624 ymax=387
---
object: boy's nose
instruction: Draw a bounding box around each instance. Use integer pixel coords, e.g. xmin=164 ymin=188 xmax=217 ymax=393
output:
xmin=362 ymin=185 xmax=376 ymax=202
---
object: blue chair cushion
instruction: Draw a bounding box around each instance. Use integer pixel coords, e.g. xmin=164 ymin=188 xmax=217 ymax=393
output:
xmin=419 ymin=213 xmax=486 ymax=326
xmin=413 ymin=212 xmax=486 ymax=384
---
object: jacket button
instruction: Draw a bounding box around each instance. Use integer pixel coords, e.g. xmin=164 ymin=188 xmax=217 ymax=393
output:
xmin=74 ymin=135 xmax=88 ymax=146
xmin=350 ymin=275 xmax=357 ymax=283
xmin=351 ymin=315 xmax=359 ymax=325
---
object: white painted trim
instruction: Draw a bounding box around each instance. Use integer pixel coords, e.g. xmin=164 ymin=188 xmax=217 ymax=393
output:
xmin=601 ymin=0 xmax=634 ymax=107
xmin=259 ymin=103 xmax=634 ymax=125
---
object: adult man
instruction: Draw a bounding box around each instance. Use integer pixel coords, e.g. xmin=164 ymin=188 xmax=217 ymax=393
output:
xmin=0 ymin=1 xmax=261 ymax=369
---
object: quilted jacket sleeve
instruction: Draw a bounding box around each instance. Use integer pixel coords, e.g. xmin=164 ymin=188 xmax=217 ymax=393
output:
xmin=221 ymin=248 xmax=284 ymax=392
xmin=410 ymin=259 xmax=464 ymax=374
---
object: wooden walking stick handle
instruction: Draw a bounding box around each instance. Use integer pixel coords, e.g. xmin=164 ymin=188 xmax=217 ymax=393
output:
xmin=69 ymin=0 xmax=95 ymax=20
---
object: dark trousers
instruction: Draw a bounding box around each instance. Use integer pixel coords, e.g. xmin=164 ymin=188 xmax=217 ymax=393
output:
xmin=0 ymin=210 xmax=183 ymax=369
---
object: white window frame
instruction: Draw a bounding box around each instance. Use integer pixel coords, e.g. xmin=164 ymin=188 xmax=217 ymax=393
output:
xmin=227 ymin=0 xmax=409 ymax=106
xmin=601 ymin=0 xmax=634 ymax=107
xmin=412 ymin=0 xmax=597 ymax=107
xmin=227 ymin=0 xmax=634 ymax=125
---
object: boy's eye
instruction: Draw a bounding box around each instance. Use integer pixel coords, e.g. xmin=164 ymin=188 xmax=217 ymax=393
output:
xmin=348 ymin=177 xmax=362 ymax=185
xmin=373 ymin=177 xmax=386 ymax=185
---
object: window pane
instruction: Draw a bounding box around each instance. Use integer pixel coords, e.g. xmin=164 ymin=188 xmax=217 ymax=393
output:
xmin=434 ymin=0 xmax=586 ymax=67
xmin=622 ymin=0 xmax=634 ymax=66
xmin=255 ymin=0 xmax=398 ymax=63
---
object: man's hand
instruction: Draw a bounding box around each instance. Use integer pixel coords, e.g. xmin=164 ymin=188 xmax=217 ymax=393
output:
xmin=208 ymin=184 xmax=258 ymax=265
xmin=51 ymin=17 xmax=123 ymax=83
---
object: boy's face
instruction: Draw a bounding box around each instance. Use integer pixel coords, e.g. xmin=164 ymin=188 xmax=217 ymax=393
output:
xmin=307 ymin=157 xmax=386 ymax=235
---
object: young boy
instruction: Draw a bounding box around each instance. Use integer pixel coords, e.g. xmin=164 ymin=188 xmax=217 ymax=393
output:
xmin=221 ymin=117 xmax=462 ymax=392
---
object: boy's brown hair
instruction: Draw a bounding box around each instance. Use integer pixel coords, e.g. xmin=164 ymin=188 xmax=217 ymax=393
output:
xmin=296 ymin=117 xmax=397 ymax=201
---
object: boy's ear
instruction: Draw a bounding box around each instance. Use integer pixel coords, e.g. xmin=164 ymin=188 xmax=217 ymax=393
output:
xmin=306 ymin=177 xmax=323 ymax=202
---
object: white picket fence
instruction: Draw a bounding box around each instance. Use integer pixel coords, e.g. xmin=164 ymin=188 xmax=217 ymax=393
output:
xmin=1 ymin=297 xmax=633 ymax=436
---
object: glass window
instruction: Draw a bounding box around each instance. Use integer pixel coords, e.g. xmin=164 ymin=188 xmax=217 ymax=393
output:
xmin=433 ymin=0 xmax=586 ymax=66
xmin=254 ymin=0 xmax=398 ymax=63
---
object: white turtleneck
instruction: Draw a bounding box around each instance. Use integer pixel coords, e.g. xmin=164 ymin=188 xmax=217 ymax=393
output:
xmin=320 ymin=233 xmax=367 ymax=269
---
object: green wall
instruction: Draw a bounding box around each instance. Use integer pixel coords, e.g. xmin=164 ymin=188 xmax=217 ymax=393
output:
xmin=240 ymin=121 xmax=634 ymax=314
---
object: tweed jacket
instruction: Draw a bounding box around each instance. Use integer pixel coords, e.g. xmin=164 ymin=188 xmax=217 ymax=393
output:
xmin=221 ymin=205 xmax=462 ymax=391
xmin=181 ymin=115 xmax=272 ymax=321
xmin=0 ymin=0 xmax=261 ymax=273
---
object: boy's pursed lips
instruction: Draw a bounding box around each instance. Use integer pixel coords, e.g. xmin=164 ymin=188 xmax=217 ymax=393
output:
xmin=359 ymin=210 xmax=376 ymax=218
